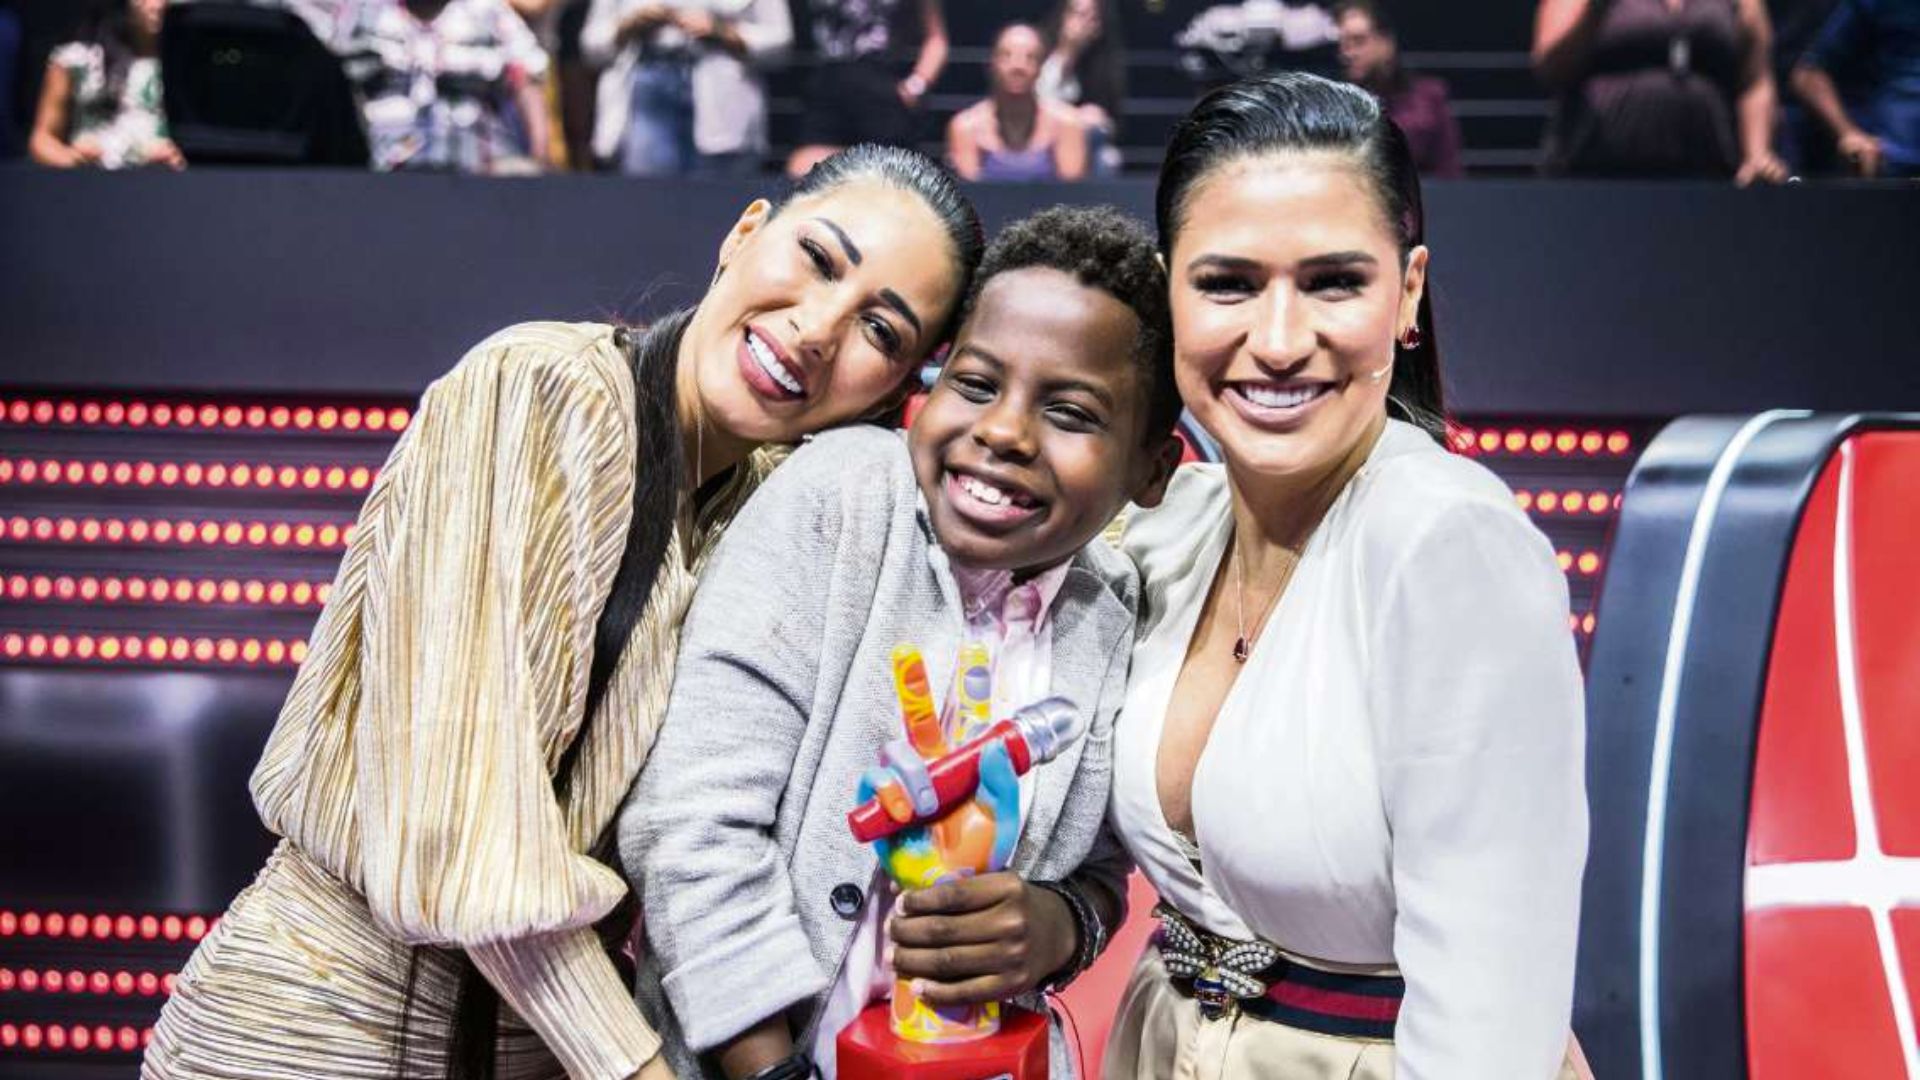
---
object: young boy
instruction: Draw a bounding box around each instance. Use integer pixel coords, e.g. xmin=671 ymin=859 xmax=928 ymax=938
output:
xmin=619 ymin=205 xmax=1183 ymax=1080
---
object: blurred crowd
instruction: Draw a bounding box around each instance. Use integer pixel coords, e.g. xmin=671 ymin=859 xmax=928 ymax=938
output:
xmin=0 ymin=0 xmax=1912 ymax=180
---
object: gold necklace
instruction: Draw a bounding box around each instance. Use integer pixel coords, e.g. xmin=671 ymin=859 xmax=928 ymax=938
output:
xmin=1229 ymin=529 xmax=1294 ymax=664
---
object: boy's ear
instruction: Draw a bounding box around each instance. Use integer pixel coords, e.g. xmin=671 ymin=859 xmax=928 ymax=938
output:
xmin=1129 ymin=434 xmax=1184 ymax=509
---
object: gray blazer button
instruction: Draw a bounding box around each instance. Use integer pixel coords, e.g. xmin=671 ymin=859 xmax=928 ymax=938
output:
xmin=829 ymin=883 xmax=864 ymax=919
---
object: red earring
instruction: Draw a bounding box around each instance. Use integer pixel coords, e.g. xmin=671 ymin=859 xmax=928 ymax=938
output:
xmin=1398 ymin=324 xmax=1423 ymax=350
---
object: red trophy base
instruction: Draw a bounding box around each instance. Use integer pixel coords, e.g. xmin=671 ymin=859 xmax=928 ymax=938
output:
xmin=836 ymin=1002 xmax=1049 ymax=1080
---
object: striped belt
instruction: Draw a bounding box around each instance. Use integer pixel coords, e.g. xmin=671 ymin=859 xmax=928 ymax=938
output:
xmin=1151 ymin=905 xmax=1404 ymax=1039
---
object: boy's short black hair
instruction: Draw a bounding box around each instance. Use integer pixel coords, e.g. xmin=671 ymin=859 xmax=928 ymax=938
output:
xmin=962 ymin=205 xmax=1179 ymax=444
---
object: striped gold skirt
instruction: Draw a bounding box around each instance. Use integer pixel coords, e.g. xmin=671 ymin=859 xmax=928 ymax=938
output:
xmin=143 ymin=841 xmax=558 ymax=1080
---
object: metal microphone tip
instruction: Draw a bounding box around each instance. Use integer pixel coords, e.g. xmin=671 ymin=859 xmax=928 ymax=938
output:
xmin=1011 ymin=697 xmax=1084 ymax=764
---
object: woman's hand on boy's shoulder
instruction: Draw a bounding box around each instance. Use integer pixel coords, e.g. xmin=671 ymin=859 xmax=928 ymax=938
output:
xmin=888 ymin=873 xmax=1078 ymax=1005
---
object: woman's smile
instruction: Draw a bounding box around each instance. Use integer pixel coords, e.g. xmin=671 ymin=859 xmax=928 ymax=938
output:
xmin=1221 ymin=377 xmax=1340 ymax=431
xmin=738 ymin=324 xmax=808 ymax=402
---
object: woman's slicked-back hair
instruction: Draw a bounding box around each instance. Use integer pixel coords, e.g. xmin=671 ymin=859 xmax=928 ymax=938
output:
xmin=1155 ymin=72 xmax=1447 ymax=442
xmin=782 ymin=144 xmax=987 ymax=349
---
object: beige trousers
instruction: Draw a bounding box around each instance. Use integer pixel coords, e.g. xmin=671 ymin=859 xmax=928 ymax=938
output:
xmin=1103 ymin=949 xmax=1586 ymax=1080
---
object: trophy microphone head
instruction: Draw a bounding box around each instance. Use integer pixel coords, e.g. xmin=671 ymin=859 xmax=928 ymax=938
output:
xmin=1009 ymin=697 xmax=1084 ymax=766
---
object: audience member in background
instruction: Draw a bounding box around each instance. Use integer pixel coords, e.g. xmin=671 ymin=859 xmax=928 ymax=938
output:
xmin=500 ymin=0 xmax=572 ymax=168
xmin=508 ymin=0 xmax=560 ymax=39
xmin=555 ymin=0 xmax=595 ymax=167
xmin=1534 ymin=0 xmax=1788 ymax=183
xmin=1770 ymin=0 xmax=1844 ymax=80
xmin=1177 ymin=0 xmax=1342 ymax=88
xmin=786 ymin=0 xmax=947 ymax=177
xmin=335 ymin=0 xmax=550 ymax=174
xmin=28 ymin=0 xmax=180 ymax=168
xmin=1791 ymin=0 xmax=1920 ymax=178
xmin=582 ymin=0 xmax=790 ymax=175
xmin=1040 ymin=0 xmax=1126 ymax=175
xmin=1336 ymin=0 xmax=1463 ymax=177
xmin=948 ymin=22 xmax=1086 ymax=182
xmin=1769 ymin=0 xmax=1843 ymax=171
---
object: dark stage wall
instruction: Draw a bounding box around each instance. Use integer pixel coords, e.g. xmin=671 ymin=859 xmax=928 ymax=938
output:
xmin=3 ymin=167 xmax=1919 ymax=417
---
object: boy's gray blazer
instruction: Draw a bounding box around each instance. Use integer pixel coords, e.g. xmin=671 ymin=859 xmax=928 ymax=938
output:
xmin=618 ymin=426 xmax=1135 ymax=1077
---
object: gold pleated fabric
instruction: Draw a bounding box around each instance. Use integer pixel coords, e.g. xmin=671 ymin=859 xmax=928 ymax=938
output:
xmin=144 ymin=323 xmax=765 ymax=1080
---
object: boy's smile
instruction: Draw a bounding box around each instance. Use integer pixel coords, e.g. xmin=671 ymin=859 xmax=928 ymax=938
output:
xmin=910 ymin=267 xmax=1170 ymax=575
xmin=944 ymin=467 xmax=1043 ymax=527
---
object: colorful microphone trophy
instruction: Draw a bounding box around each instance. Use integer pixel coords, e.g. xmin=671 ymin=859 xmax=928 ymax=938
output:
xmin=837 ymin=644 xmax=1084 ymax=1080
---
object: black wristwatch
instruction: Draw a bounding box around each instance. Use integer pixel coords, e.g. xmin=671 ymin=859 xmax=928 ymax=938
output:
xmin=742 ymin=1052 xmax=819 ymax=1080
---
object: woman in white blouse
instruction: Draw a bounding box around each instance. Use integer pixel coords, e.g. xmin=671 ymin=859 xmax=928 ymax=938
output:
xmin=1102 ymin=72 xmax=1589 ymax=1079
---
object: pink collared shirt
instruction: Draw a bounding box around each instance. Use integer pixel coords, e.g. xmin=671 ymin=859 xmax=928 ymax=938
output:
xmin=950 ymin=560 xmax=1074 ymax=732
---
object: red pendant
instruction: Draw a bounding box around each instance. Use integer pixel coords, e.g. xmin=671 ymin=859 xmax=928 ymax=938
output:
xmin=1232 ymin=637 xmax=1250 ymax=663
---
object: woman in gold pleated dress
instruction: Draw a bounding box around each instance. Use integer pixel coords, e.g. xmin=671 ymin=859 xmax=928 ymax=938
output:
xmin=143 ymin=146 xmax=984 ymax=1080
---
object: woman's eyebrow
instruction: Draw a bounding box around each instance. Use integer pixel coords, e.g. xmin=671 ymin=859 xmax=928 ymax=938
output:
xmin=812 ymin=217 xmax=863 ymax=265
xmin=1187 ymin=252 xmax=1381 ymax=274
xmin=1185 ymin=253 xmax=1262 ymax=274
xmin=1298 ymin=251 xmax=1379 ymax=269
xmin=879 ymin=289 xmax=923 ymax=336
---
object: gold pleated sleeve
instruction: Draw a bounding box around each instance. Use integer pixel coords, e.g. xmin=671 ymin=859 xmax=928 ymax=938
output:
xmin=248 ymin=323 xmax=661 ymax=1079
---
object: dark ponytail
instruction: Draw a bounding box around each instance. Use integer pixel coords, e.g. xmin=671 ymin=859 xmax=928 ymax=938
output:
xmin=563 ymin=310 xmax=692 ymax=802
xmin=1156 ymin=71 xmax=1448 ymax=443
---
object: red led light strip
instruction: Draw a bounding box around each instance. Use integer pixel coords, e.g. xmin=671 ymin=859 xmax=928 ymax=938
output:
xmin=0 ymin=910 xmax=213 ymax=942
xmin=0 ymin=633 xmax=308 ymax=667
xmin=1556 ymin=550 xmax=1606 ymax=577
xmin=0 ymin=967 xmax=176 ymax=997
xmin=2 ymin=515 xmax=354 ymax=550
xmin=0 ymin=1023 xmax=151 ymax=1053
xmin=0 ymin=458 xmax=377 ymax=492
xmin=3 ymin=574 xmax=331 ymax=608
xmin=1570 ymin=612 xmax=1598 ymax=636
xmin=1515 ymin=490 xmax=1624 ymax=516
xmin=1449 ymin=426 xmax=1635 ymax=458
xmin=0 ymin=396 xmax=410 ymax=434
